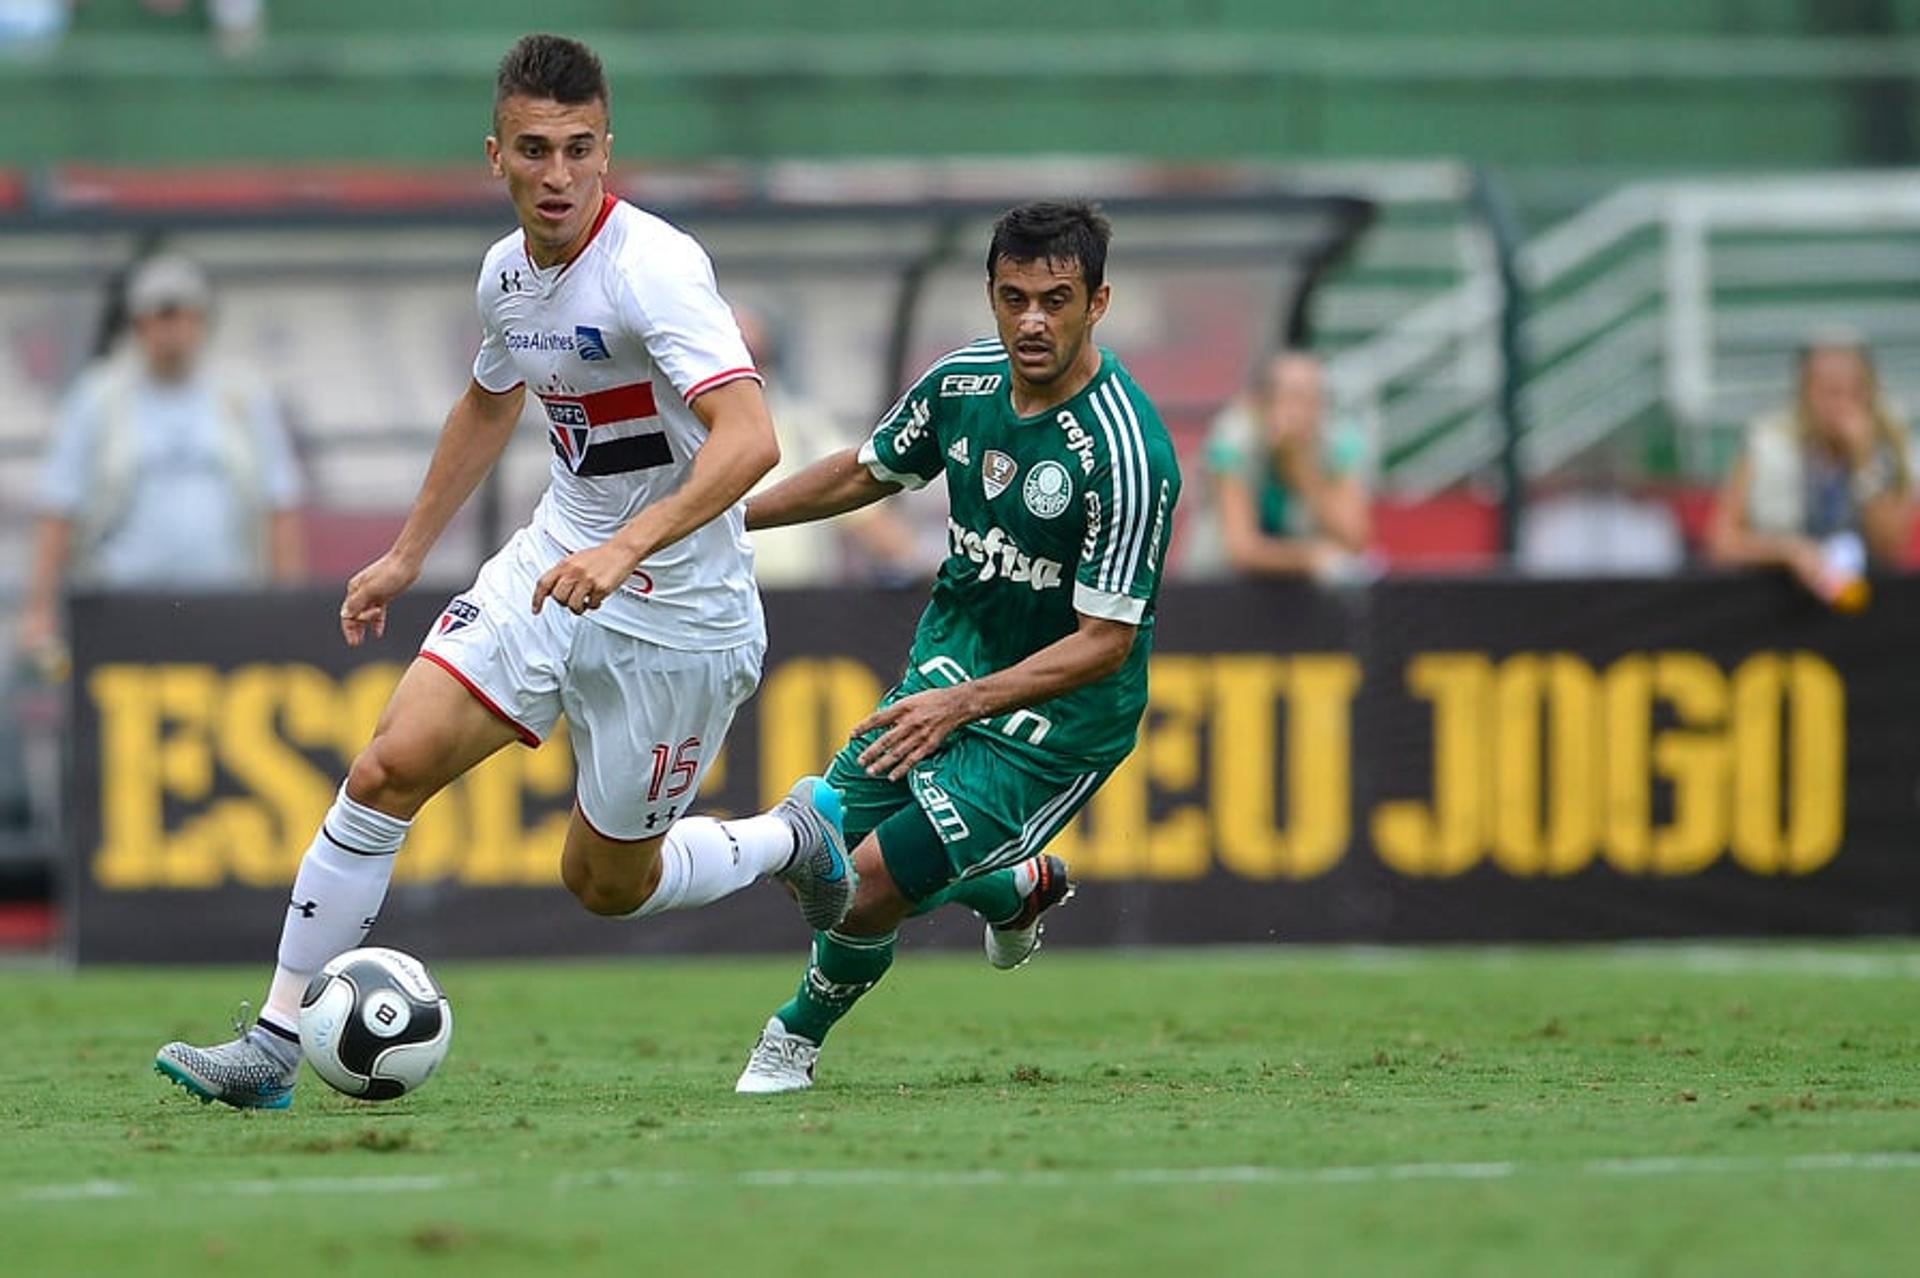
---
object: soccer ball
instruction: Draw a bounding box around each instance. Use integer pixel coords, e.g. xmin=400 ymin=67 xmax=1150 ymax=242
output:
xmin=299 ymin=946 xmax=453 ymax=1101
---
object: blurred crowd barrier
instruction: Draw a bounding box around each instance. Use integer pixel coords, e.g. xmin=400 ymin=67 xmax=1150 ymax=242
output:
xmin=61 ymin=574 xmax=1916 ymax=962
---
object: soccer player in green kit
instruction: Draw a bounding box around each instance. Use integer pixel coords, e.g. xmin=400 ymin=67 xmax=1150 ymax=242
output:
xmin=734 ymin=201 xmax=1181 ymax=1093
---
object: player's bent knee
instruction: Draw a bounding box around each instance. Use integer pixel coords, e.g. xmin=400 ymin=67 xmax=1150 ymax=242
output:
xmin=571 ymin=880 xmax=646 ymax=917
xmin=563 ymin=849 xmax=664 ymax=918
xmin=344 ymin=744 xmax=407 ymax=808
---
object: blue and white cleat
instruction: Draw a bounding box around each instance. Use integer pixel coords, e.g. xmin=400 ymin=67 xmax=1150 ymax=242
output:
xmin=155 ymin=1027 xmax=298 ymax=1110
xmin=772 ymin=775 xmax=857 ymax=931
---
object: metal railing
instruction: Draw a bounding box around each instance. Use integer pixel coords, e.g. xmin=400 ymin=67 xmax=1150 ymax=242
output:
xmin=1333 ymin=170 xmax=1920 ymax=500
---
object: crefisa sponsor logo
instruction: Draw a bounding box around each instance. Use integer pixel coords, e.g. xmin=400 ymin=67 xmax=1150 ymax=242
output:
xmin=1057 ymin=409 xmax=1097 ymax=475
xmin=947 ymin=519 xmax=1064 ymax=590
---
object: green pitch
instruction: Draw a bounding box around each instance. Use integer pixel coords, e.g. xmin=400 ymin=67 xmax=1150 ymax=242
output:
xmin=5 ymin=945 xmax=1919 ymax=1277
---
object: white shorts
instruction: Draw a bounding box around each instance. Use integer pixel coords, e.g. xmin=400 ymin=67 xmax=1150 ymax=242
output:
xmin=418 ymin=527 xmax=764 ymax=840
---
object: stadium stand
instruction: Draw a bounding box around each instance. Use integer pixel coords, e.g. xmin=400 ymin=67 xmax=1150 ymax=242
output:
xmin=0 ymin=1 xmax=1910 ymax=172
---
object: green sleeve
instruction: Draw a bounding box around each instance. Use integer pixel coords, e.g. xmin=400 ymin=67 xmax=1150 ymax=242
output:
xmin=857 ymin=371 xmax=947 ymax=491
xmin=1074 ymin=399 xmax=1183 ymax=625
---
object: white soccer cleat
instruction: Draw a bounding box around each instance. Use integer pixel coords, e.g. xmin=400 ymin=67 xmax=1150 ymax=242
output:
xmin=985 ymin=854 xmax=1075 ymax=971
xmin=734 ymin=1016 xmax=820 ymax=1094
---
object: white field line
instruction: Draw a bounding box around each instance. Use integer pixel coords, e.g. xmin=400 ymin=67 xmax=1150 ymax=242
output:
xmin=12 ymin=1152 xmax=1920 ymax=1205
xmin=1203 ymin=943 xmax=1920 ymax=981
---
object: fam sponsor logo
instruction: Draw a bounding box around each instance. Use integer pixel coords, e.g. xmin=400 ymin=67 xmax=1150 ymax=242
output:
xmin=574 ymin=325 xmax=612 ymax=361
xmin=908 ymin=771 xmax=972 ymax=844
xmin=1081 ymin=490 xmax=1103 ymax=562
xmin=506 ymin=330 xmax=576 ymax=353
xmin=939 ymin=372 xmax=1003 ymax=398
xmin=947 ymin=518 xmax=1064 ymax=590
xmin=1056 ymin=409 xmax=1097 ymax=476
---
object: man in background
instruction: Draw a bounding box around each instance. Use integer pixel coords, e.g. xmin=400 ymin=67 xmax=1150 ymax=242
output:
xmin=1203 ymin=349 xmax=1372 ymax=580
xmin=737 ymin=306 xmax=929 ymax=588
xmin=18 ymin=252 xmax=306 ymax=661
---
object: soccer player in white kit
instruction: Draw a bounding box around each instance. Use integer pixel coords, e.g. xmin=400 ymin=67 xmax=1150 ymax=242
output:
xmin=154 ymin=33 xmax=854 ymax=1110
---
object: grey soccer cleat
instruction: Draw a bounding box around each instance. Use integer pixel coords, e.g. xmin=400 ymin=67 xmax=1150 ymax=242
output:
xmin=985 ymin=854 xmax=1075 ymax=971
xmin=734 ymin=1016 xmax=820 ymax=1094
xmin=772 ymin=776 xmax=857 ymax=931
xmin=155 ymin=1020 xmax=299 ymax=1110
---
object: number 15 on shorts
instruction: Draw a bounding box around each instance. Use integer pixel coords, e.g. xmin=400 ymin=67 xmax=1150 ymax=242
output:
xmin=648 ymin=737 xmax=702 ymax=803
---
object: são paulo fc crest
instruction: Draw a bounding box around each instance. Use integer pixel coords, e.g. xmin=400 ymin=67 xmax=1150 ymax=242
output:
xmin=1022 ymin=460 xmax=1072 ymax=518
xmin=982 ymin=450 xmax=1017 ymax=500
xmin=436 ymin=598 xmax=479 ymax=635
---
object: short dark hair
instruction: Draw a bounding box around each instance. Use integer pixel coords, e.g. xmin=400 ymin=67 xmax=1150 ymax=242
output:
xmin=987 ymin=200 xmax=1112 ymax=293
xmin=495 ymin=34 xmax=608 ymax=126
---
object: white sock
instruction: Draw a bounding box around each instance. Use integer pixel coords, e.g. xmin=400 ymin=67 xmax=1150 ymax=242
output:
xmin=259 ymin=787 xmax=408 ymax=1034
xmin=1010 ymin=858 xmax=1042 ymax=896
xmin=633 ymin=814 xmax=794 ymax=918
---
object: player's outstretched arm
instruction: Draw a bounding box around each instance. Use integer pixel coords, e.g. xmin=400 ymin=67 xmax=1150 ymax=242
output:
xmin=746 ymin=447 xmax=901 ymax=532
xmin=339 ymin=379 xmax=525 ymax=645
xmin=854 ymin=613 xmax=1136 ymax=780
xmin=534 ymin=378 xmax=780 ymax=614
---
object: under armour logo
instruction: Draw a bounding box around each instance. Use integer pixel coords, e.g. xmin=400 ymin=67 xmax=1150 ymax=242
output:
xmin=291 ymin=899 xmax=318 ymax=919
xmin=501 ymin=269 xmax=524 ymax=293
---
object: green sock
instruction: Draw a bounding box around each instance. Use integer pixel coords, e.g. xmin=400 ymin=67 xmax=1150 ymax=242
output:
xmin=909 ymin=867 xmax=1024 ymax=926
xmin=775 ymin=928 xmax=896 ymax=1044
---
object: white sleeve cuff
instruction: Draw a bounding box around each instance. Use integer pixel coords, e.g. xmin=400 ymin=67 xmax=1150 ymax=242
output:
xmin=857 ymin=438 xmax=928 ymax=491
xmin=1073 ymin=581 xmax=1146 ymax=625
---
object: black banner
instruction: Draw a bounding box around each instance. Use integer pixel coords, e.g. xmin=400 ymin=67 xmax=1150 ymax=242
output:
xmin=65 ymin=576 xmax=1920 ymax=962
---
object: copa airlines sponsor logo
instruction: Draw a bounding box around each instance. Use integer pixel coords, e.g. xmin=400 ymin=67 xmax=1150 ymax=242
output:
xmin=939 ymin=372 xmax=1003 ymax=397
xmin=574 ymin=325 xmax=612 ymax=361
xmin=505 ymin=330 xmax=576 ymax=353
xmin=948 ymin=519 xmax=1063 ymax=590
xmin=1057 ymin=409 xmax=1097 ymax=475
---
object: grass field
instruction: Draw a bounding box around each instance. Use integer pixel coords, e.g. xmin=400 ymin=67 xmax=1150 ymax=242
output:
xmin=4 ymin=943 xmax=1919 ymax=1277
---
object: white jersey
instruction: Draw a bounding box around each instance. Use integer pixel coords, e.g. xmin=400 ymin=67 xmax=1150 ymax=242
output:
xmin=472 ymin=195 xmax=764 ymax=650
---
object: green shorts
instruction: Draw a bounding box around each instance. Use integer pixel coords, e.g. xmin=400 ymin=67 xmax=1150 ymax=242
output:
xmin=826 ymin=725 xmax=1111 ymax=903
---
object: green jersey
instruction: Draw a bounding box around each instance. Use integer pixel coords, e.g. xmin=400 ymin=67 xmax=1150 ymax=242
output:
xmin=859 ymin=339 xmax=1182 ymax=772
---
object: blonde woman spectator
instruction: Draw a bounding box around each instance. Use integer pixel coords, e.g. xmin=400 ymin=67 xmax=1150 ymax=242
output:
xmin=1708 ymin=336 xmax=1912 ymax=601
xmin=1205 ymin=349 xmax=1371 ymax=579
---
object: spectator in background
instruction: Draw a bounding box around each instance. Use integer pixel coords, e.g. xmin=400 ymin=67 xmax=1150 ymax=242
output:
xmin=1708 ymin=335 xmax=1913 ymax=603
xmin=1517 ymin=440 xmax=1684 ymax=576
xmin=738 ymin=307 xmax=928 ymax=587
xmin=1205 ymin=349 xmax=1373 ymax=579
xmin=18 ymin=253 xmax=305 ymax=658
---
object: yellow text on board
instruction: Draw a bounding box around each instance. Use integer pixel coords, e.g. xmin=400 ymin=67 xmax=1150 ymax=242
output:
xmin=88 ymin=649 xmax=1843 ymax=889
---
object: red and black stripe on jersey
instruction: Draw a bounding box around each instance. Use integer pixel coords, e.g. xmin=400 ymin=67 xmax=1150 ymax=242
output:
xmin=537 ymin=381 xmax=672 ymax=476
